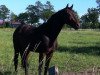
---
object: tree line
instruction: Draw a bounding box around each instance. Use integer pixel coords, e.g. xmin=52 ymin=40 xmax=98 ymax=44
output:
xmin=80 ymin=0 xmax=100 ymax=29
xmin=0 ymin=0 xmax=100 ymax=29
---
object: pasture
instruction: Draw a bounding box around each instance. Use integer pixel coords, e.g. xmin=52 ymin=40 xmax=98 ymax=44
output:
xmin=0 ymin=28 xmax=100 ymax=75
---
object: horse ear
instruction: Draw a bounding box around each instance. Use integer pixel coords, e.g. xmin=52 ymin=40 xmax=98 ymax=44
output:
xmin=66 ymin=4 xmax=69 ymax=8
xmin=70 ymin=4 xmax=73 ymax=9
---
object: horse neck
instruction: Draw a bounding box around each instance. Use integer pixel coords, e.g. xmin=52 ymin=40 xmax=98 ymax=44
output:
xmin=45 ymin=14 xmax=65 ymax=42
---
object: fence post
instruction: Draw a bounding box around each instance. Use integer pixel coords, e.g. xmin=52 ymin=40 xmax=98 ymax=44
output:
xmin=48 ymin=66 xmax=59 ymax=75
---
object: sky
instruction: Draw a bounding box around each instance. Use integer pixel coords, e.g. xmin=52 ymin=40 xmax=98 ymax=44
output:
xmin=0 ymin=0 xmax=97 ymax=17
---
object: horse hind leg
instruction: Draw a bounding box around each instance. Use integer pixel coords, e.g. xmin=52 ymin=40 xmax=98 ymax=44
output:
xmin=22 ymin=49 xmax=30 ymax=75
xmin=21 ymin=44 xmax=30 ymax=68
xmin=14 ymin=48 xmax=19 ymax=71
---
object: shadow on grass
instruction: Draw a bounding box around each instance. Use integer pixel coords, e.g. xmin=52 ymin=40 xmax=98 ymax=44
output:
xmin=57 ymin=46 xmax=100 ymax=55
xmin=0 ymin=71 xmax=12 ymax=75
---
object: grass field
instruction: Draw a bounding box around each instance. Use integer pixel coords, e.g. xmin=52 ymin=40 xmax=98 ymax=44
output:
xmin=0 ymin=28 xmax=100 ymax=75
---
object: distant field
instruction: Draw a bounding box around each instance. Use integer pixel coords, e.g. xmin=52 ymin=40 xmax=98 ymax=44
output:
xmin=0 ymin=28 xmax=100 ymax=75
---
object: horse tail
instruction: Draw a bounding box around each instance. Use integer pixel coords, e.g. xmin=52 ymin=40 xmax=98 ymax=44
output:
xmin=13 ymin=46 xmax=19 ymax=71
xmin=13 ymin=24 xmax=22 ymax=71
xmin=13 ymin=29 xmax=20 ymax=71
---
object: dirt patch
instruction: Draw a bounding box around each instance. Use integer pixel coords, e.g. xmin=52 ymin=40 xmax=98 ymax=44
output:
xmin=62 ymin=67 xmax=100 ymax=75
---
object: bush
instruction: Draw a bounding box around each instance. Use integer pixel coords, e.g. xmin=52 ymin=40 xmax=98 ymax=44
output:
xmin=4 ymin=22 xmax=11 ymax=28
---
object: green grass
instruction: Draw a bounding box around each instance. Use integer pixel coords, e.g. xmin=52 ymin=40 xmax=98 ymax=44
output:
xmin=58 ymin=30 xmax=100 ymax=55
xmin=0 ymin=28 xmax=100 ymax=75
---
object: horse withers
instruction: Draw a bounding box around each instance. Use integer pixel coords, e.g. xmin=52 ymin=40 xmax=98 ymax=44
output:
xmin=13 ymin=4 xmax=80 ymax=75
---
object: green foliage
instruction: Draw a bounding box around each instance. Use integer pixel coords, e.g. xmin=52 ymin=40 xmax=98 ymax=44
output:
xmin=0 ymin=5 xmax=10 ymax=19
xmin=26 ymin=5 xmax=39 ymax=24
xmin=88 ymin=8 xmax=99 ymax=22
xmin=10 ymin=12 xmax=17 ymax=21
xmin=41 ymin=9 xmax=54 ymax=22
xmin=40 ymin=1 xmax=55 ymax=22
xmin=4 ymin=22 xmax=10 ymax=28
xmin=0 ymin=1 xmax=99 ymax=29
xmin=81 ymin=8 xmax=99 ymax=29
xmin=17 ymin=1 xmax=55 ymax=25
xmin=25 ymin=1 xmax=55 ymax=24
xmin=17 ymin=13 xmax=28 ymax=22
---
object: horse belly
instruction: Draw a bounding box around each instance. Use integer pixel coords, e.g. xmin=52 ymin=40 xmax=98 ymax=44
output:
xmin=29 ymin=43 xmax=48 ymax=53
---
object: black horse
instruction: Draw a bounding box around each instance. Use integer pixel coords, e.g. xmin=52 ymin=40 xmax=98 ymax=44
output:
xmin=13 ymin=4 xmax=80 ymax=75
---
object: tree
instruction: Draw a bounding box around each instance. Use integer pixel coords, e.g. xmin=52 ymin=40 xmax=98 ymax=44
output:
xmin=10 ymin=12 xmax=17 ymax=21
xmin=41 ymin=1 xmax=55 ymax=22
xmin=35 ymin=1 xmax=44 ymax=16
xmin=81 ymin=14 xmax=90 ymax=29
xmin=81 ymin=8 xmax=99 ymax=29
xmin=25 ymin=1 xmax=55 ymax=24
xmin=41 ymin=9 xmax=54 ymax=22
xmin=17 ymin=12 xmax=28 ymax=23
xmin=87 ymin=8 xmax=99 ymax=29
xmin=0 ymin=5 xmax=10 ymax=20
xmin=27 ymin=12 xmax=39 ymax=25
xmin=26 ymin=5 xmax=39 ymax=25
xmin=34 ymin=1 xmax=55 ymax=22
xmin=96 ymin=0 xmax=100 ymax=7
xmin=96 ymin=0 xmax=100 ymax=13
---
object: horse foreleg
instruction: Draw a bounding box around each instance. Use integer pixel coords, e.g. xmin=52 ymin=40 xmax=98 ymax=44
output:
xmin=44 ymin=52 xmax=53 ymax=75
xmin=38 ymin=53 xmax=45 ymax=75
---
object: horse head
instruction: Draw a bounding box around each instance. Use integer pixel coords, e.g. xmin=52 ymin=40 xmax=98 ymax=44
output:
xmin=63 ymin=4 xmax=80 ymax=29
